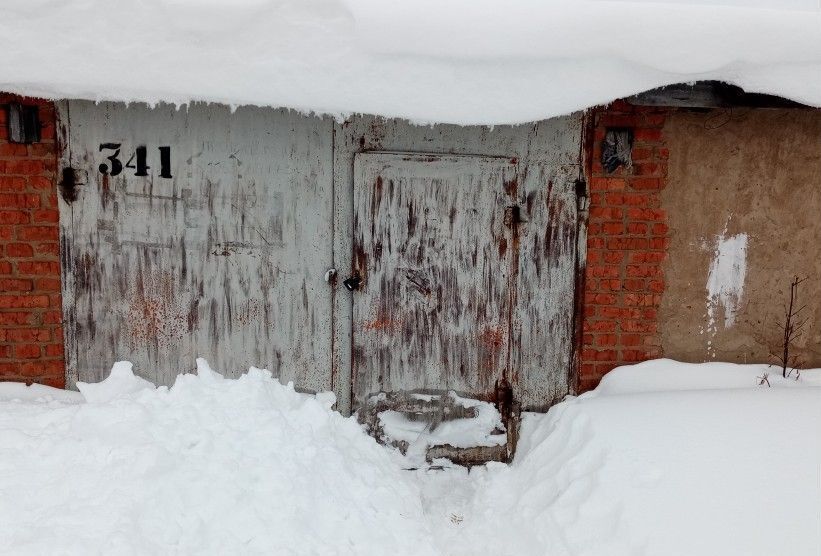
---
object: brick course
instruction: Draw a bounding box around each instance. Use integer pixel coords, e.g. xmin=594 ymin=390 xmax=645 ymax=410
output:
xmin=579 ymin=100 xmax=673 ymax=392
xmin=0 ymin=94 xmax=64 ymax=387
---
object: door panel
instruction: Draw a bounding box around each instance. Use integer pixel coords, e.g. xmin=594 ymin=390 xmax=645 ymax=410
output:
xmin=57 ymin=101 xmax=334 ymax=389
xmin=352 ymin=152 xmax=518 ymax=402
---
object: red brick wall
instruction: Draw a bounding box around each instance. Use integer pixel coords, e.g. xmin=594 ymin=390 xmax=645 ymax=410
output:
xmin=0 ymin=94 xmax=64 ymax=387
xmin=579 ymin=100 xmax=672 ymax=392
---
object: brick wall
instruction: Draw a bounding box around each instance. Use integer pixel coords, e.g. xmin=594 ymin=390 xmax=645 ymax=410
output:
xmin=0 ymin=94 xmax=64 ymax=387
xmin=579 ymin=100 xmax=672 ymax=392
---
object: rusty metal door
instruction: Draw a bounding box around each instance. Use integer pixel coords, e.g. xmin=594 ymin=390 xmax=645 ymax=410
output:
xmin=57 ymin=101 xmax=334 ymax=390
xmin=351 ymin=152 xmax=519 ymax=402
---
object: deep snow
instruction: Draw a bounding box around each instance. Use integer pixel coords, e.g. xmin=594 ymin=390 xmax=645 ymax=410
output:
xmin=2 ymin=1 xmax=821 ymax=123
xmin=0 ymin=358 xmax=819 ymax=555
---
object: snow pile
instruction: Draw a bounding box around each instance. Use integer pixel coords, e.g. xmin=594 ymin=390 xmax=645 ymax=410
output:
xmin=597 ymin=358 xmax=821 ymax=394
xmin=0 ymin=359 xmax=436 ymax=555
xmin=420 ymin=360 xmax=821 ymax=555
xmin=0 ymin=382 xmax=82 ymax=404
xmin=76 ymin=361 xmax=156 ymax=403
xmin=2 ymin=1 xmax=821 ymax=123
xmin=0 ymin=358 xmax=819 ymax=555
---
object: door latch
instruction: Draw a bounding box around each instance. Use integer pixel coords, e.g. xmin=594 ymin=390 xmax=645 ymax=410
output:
xmin=343 ymin=274 xmax=362 ymax=292
xmin=58 ymin=167 xmax=88 ymax=204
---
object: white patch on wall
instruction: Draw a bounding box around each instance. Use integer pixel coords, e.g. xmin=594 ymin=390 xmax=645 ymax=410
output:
xmin=704 ymin=224 xmax=748 ymax=357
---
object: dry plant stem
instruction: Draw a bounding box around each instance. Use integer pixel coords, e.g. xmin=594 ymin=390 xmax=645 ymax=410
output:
xmin=777 ymin=276 xmax=807 ymax=378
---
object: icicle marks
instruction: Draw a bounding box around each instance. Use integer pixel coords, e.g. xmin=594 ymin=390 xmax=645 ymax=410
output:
xmin=703 ymin=220 xmax=748 ymax=357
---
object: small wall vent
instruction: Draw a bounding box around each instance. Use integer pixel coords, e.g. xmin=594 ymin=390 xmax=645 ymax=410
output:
xmin=7 ymin=103 xmax=41 ymax=144
xmin=601 ymin=128 xmax=632 ymax=173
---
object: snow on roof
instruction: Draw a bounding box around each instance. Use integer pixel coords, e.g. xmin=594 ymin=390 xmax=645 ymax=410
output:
xmin=2 ymin=0 xmax=821 ymax=124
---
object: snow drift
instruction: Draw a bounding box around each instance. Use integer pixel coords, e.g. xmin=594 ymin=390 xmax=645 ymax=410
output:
xmin=0 ymin=358 xmax=818 ymax=555
xmin=422 ymin=360 xmax=821 ymax=555
xmin=2 ymin=1 xmax=821 ymax=124
xmin=0 ymin=359 xmax=437 ymax=555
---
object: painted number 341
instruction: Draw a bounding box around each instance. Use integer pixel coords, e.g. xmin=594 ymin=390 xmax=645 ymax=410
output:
xmin=98 ymin=144 xmax=173 ymax=179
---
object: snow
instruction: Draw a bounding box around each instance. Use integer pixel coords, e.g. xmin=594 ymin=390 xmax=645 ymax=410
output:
xmin=0 ymin=358 xmax=819 ymax=554
xmin=0 ymin=382 xmax=83 ymax=404
xmin=0 ymin=361 xmax=437 ymax=555
xmin=377 ymin=392 xmax=507 ymax=463
xmin=76 ymin=361 xmax=156 ymax=403
xmin=596 ymin=358 xmax=821 ymax=394
xmin=2 ymin=1 xmax=821 ymax=124
xmin=419 ymin=361 xmax=821 ymax=555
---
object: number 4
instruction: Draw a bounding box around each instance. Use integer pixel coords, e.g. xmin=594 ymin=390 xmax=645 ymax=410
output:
xmin=124 ymin=146 xmax=150 ymax=176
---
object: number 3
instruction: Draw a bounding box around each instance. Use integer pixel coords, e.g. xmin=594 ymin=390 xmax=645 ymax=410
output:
xmin=98 ymin=143 xmax=123 ymax=176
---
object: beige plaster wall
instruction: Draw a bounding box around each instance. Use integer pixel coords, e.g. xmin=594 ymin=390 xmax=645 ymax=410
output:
xmin=660 ymin=108 xmax=821 ymax=368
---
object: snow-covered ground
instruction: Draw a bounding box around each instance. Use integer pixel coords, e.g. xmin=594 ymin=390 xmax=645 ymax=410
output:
xmin=0 ymin=359 xmax=819 ymax=555
xmin=2 ymin=1 xmax=821 ymax=123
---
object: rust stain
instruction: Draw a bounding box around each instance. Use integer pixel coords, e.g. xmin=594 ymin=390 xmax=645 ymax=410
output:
xmin=353 ymin=243 xmax=369 ymax=285
xmin=362 ymin=318 xmax=403 ymax=332
xmin=367 ymin=120 xmax=386 ymax=149
xmin=504 ymin=184 xmax=522 ymax=385
xmin=125 ymin=271 xmax=187 ymax=350
xmin=100 ymin=173 xmax=111 ymax=210
xmin=234 ymin=298 xmax=264 ymax=326
xmin=479 ymin=325 xmax=505 ymax=350
xmin=503 ymin=177 xmax=518 ymax=197
xmin=498 ymin=237 xmax=508 ymax=258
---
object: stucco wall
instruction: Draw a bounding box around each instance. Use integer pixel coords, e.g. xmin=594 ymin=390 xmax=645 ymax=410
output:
xmin=660 ymin=108 xmax=821 ymax=368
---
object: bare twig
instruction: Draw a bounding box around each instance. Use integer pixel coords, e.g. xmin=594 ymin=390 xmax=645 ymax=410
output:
xmin=774 ymin=276 xmax=807 ymax=379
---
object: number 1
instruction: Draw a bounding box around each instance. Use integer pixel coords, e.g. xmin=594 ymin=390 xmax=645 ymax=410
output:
xmin=159 ymin=146 xmax=172 ymax=179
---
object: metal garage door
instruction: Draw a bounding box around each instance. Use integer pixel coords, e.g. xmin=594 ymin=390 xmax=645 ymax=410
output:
xmin=56 ymin=101 xmax=334 ymax=390
xmin=57 ymin=105 xmax=583 ymax=413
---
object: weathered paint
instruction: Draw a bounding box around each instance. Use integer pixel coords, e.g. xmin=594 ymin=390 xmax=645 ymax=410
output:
xmin=352 ymin=153 xmax=517 ymax=400
xmin=334 ymin=116 xmax=584 ymax=410
xmin=57 ymin=101 xmax=335 ymax=392
xmin=57 ymin=103 xmax=584 ymax=414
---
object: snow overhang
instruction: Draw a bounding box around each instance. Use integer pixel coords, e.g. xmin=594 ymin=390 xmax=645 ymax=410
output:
xmin=0 ymin=0 xmax=820 ymax=125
